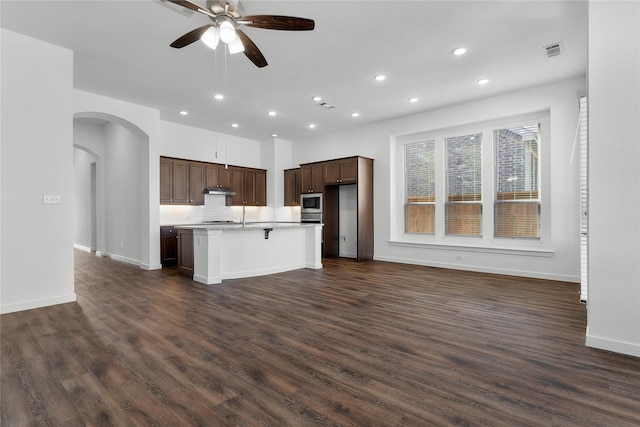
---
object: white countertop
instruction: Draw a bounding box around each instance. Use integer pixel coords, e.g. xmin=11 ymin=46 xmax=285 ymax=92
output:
xmin=173 ymin=222 xmax=322 ymax=231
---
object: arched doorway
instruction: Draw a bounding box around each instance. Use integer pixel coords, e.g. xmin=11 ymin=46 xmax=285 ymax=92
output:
xmin=73 ymin=113 xmax=150 ymax=268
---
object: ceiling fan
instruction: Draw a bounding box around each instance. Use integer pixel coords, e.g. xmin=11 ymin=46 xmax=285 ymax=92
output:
xmin=167 ymin=0 xmax=315 ymax=68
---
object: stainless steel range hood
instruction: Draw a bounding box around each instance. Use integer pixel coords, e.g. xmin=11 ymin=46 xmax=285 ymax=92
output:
xmin=204 ymin=187 xmax=236 ymax=196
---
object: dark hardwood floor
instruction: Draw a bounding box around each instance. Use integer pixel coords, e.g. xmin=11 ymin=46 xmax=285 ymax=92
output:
xmin=2 ymin=250 xmax=639 ymax=426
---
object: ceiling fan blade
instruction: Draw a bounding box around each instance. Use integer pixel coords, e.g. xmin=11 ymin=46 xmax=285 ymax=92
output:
xmin=170 ymin=25 xmax=213 ymax=48
xmin=236 ymin=29 xmax=268 ymax=68
xmin=243 ymin=15 xmax=315 ymax=31
xmin=167 ymin=0 xmax=216 ymax=18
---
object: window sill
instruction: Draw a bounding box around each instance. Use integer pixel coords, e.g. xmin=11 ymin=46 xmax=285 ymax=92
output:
xmin=388 ymin=237 xmax=554 ymax=258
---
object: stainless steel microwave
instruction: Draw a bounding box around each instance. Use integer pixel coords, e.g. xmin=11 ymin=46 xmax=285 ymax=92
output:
xmin=300 ymin=193 xmax=323 ymax=222
xmin=301 ymin=193 xmax=322 ymax=211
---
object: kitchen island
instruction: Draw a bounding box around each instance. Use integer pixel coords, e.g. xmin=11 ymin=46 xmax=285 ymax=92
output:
xmin=175 ymin=222 xmax=323 ymax=285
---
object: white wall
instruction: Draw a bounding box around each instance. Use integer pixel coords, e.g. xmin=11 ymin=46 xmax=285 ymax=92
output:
xmin=73 ymin=147 xmax=96 ymax=250
xmin=586 ymin=1 xmax=640 ymax=357
xmin=103 ymin=122 xmax=144 ymax=264
xmin=1 ymin=29 xmax=76 ymax=313
xmin=157 ymin=120 xmax=261 ymax=168
xmin=292 ymin=77 xmax=585 ymax=282
xmin=263 ymin=137 xmax=301 ymax=222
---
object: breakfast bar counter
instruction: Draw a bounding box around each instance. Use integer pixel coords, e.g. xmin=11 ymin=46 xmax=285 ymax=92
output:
xmin=175 ymin=222 xmax=323 ymax=285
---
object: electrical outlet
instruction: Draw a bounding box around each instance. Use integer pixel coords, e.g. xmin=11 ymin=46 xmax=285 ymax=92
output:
xmin=43 ymin=194 xmax=61 ymax=204
xmin=341 ymin=236 xmax=346 ymax=242
xmin=120 ymin=242 xmax=124 ymax=248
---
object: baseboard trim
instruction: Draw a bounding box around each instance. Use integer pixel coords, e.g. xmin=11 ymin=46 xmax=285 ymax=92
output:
xmin=222 ymin=263 xmax=306 ymax=281
xmin=373 ymin=255 xmax=580 ymax=283
xmin=1 ymin=293 xmax=77 ymax=315
xmin=103 ymin=253 xmax=141 ymax=267
xmin=586 ymin=329 xmax=640 ymax=357
xmin=73 ymin=243 xmax=92 ymax=253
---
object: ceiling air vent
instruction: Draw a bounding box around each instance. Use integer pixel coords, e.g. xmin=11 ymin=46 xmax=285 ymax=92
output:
xmin=155 ymin=0 xmax=195 ymax=17
xmin=319 ymin=102 xmax=336 ymax=109
xmin=544 ymin=42 xmax=563 ymax=58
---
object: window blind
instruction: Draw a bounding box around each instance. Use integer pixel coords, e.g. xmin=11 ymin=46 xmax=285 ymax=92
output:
xmin=446 ymin=133 xmax=482 ymax=236
xmin=579 ymin=96 xmax=588 ymax=303
xmin=405 ymin=140 xmax=435 ymax=234
xmin=494 ymin=124 xmax=540 ymax=239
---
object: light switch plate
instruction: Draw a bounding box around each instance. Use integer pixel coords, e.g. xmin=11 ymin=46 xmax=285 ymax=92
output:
xmin=43 ymin=194 xmax=61 ymax=204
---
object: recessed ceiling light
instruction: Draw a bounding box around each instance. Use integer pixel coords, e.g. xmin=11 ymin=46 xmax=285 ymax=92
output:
xmin=231 ymin=123 xmax=239 ymax=128
xmin=477 ymin=78 xmax=490 ymax=85
xmin=374 ymin=74 xmax=386 ymax=82
xmin=351 ymin=112 xmax=360 ymax=118
xmin=268 ymin=111 xmax=277 ymax=117
xmin=312 ymin=96 xmax=322 ymax=102
xmin=408 ymin=97 xmax=419 ymax=103
xmin=179 ymin=110 xmax=188 ymax=116
xmin=452 ymin=47 xmax=467 ymax=56
xmin=213 ymin=93 xmax=224 ymax=100
xmin=271 ymin=133 xmax=278 ymax=138
xmin=309 ymin=123 xmax=317 ymax=129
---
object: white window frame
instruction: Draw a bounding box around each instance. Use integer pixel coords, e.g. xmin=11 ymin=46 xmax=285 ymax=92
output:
xmin=390 ymin=111 xmax=551 ymax=256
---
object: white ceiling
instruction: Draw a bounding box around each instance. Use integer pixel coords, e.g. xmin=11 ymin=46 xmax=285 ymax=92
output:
xmin=1 ymin=0 xmax=587 ymax=142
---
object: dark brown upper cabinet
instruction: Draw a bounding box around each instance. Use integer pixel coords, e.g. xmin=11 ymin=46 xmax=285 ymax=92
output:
xmin=206 ymin=163 xmax=232 ymax=189
xmin=160 ymin=157 xmax=173 ymax=204
xmin=284 ymin=168 xmax=302 ymax=206
xmin=159 ymin=157 xmax=200 ymax=205
xmin=300 ymin=162 xmax=324 ymax=193
xmin=323 ymin=157 xmax=358 ymax=185
xmin=171 ymin=159 xmax=190 ymax=204
xmin=161 ymin=156 xmax=266 ymax=206
xmin=226 ymin=166 xmax=267 ymax=206
xmin=188 ymin=162 xmax=205 ymax=205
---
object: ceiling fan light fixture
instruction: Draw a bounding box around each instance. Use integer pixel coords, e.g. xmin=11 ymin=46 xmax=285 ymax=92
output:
xmin=201 ymin=26 xmax=220 ymax=49
xmin=219 ymin=20 xmax=237 ymax=43
xmin=227 ymin=36 xmax=245 ymax=54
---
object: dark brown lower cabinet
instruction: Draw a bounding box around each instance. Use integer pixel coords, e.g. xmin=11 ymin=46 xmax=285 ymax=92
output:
xmin=177 ymin=228 xmax=194 ymax=278
xmin=160 ymin=226 xmax=178 ymax=267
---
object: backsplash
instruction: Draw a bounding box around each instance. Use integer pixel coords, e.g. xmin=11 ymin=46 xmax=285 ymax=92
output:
xmin=160 ymin=195 xmax=300 ymax=225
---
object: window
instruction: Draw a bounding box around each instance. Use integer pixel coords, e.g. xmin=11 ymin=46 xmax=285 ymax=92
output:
xmin=394 ymin=110 xmax=549 ymax=250
xmin=494 ymin=124 xmax=540 ymax=238
xmin=446 ymin=133 xmax=482 ymax=236
xmin=405 ymin=141 xmax=435 ymax=234
xmin=578 ymin=96 xmax=588 ymax=302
